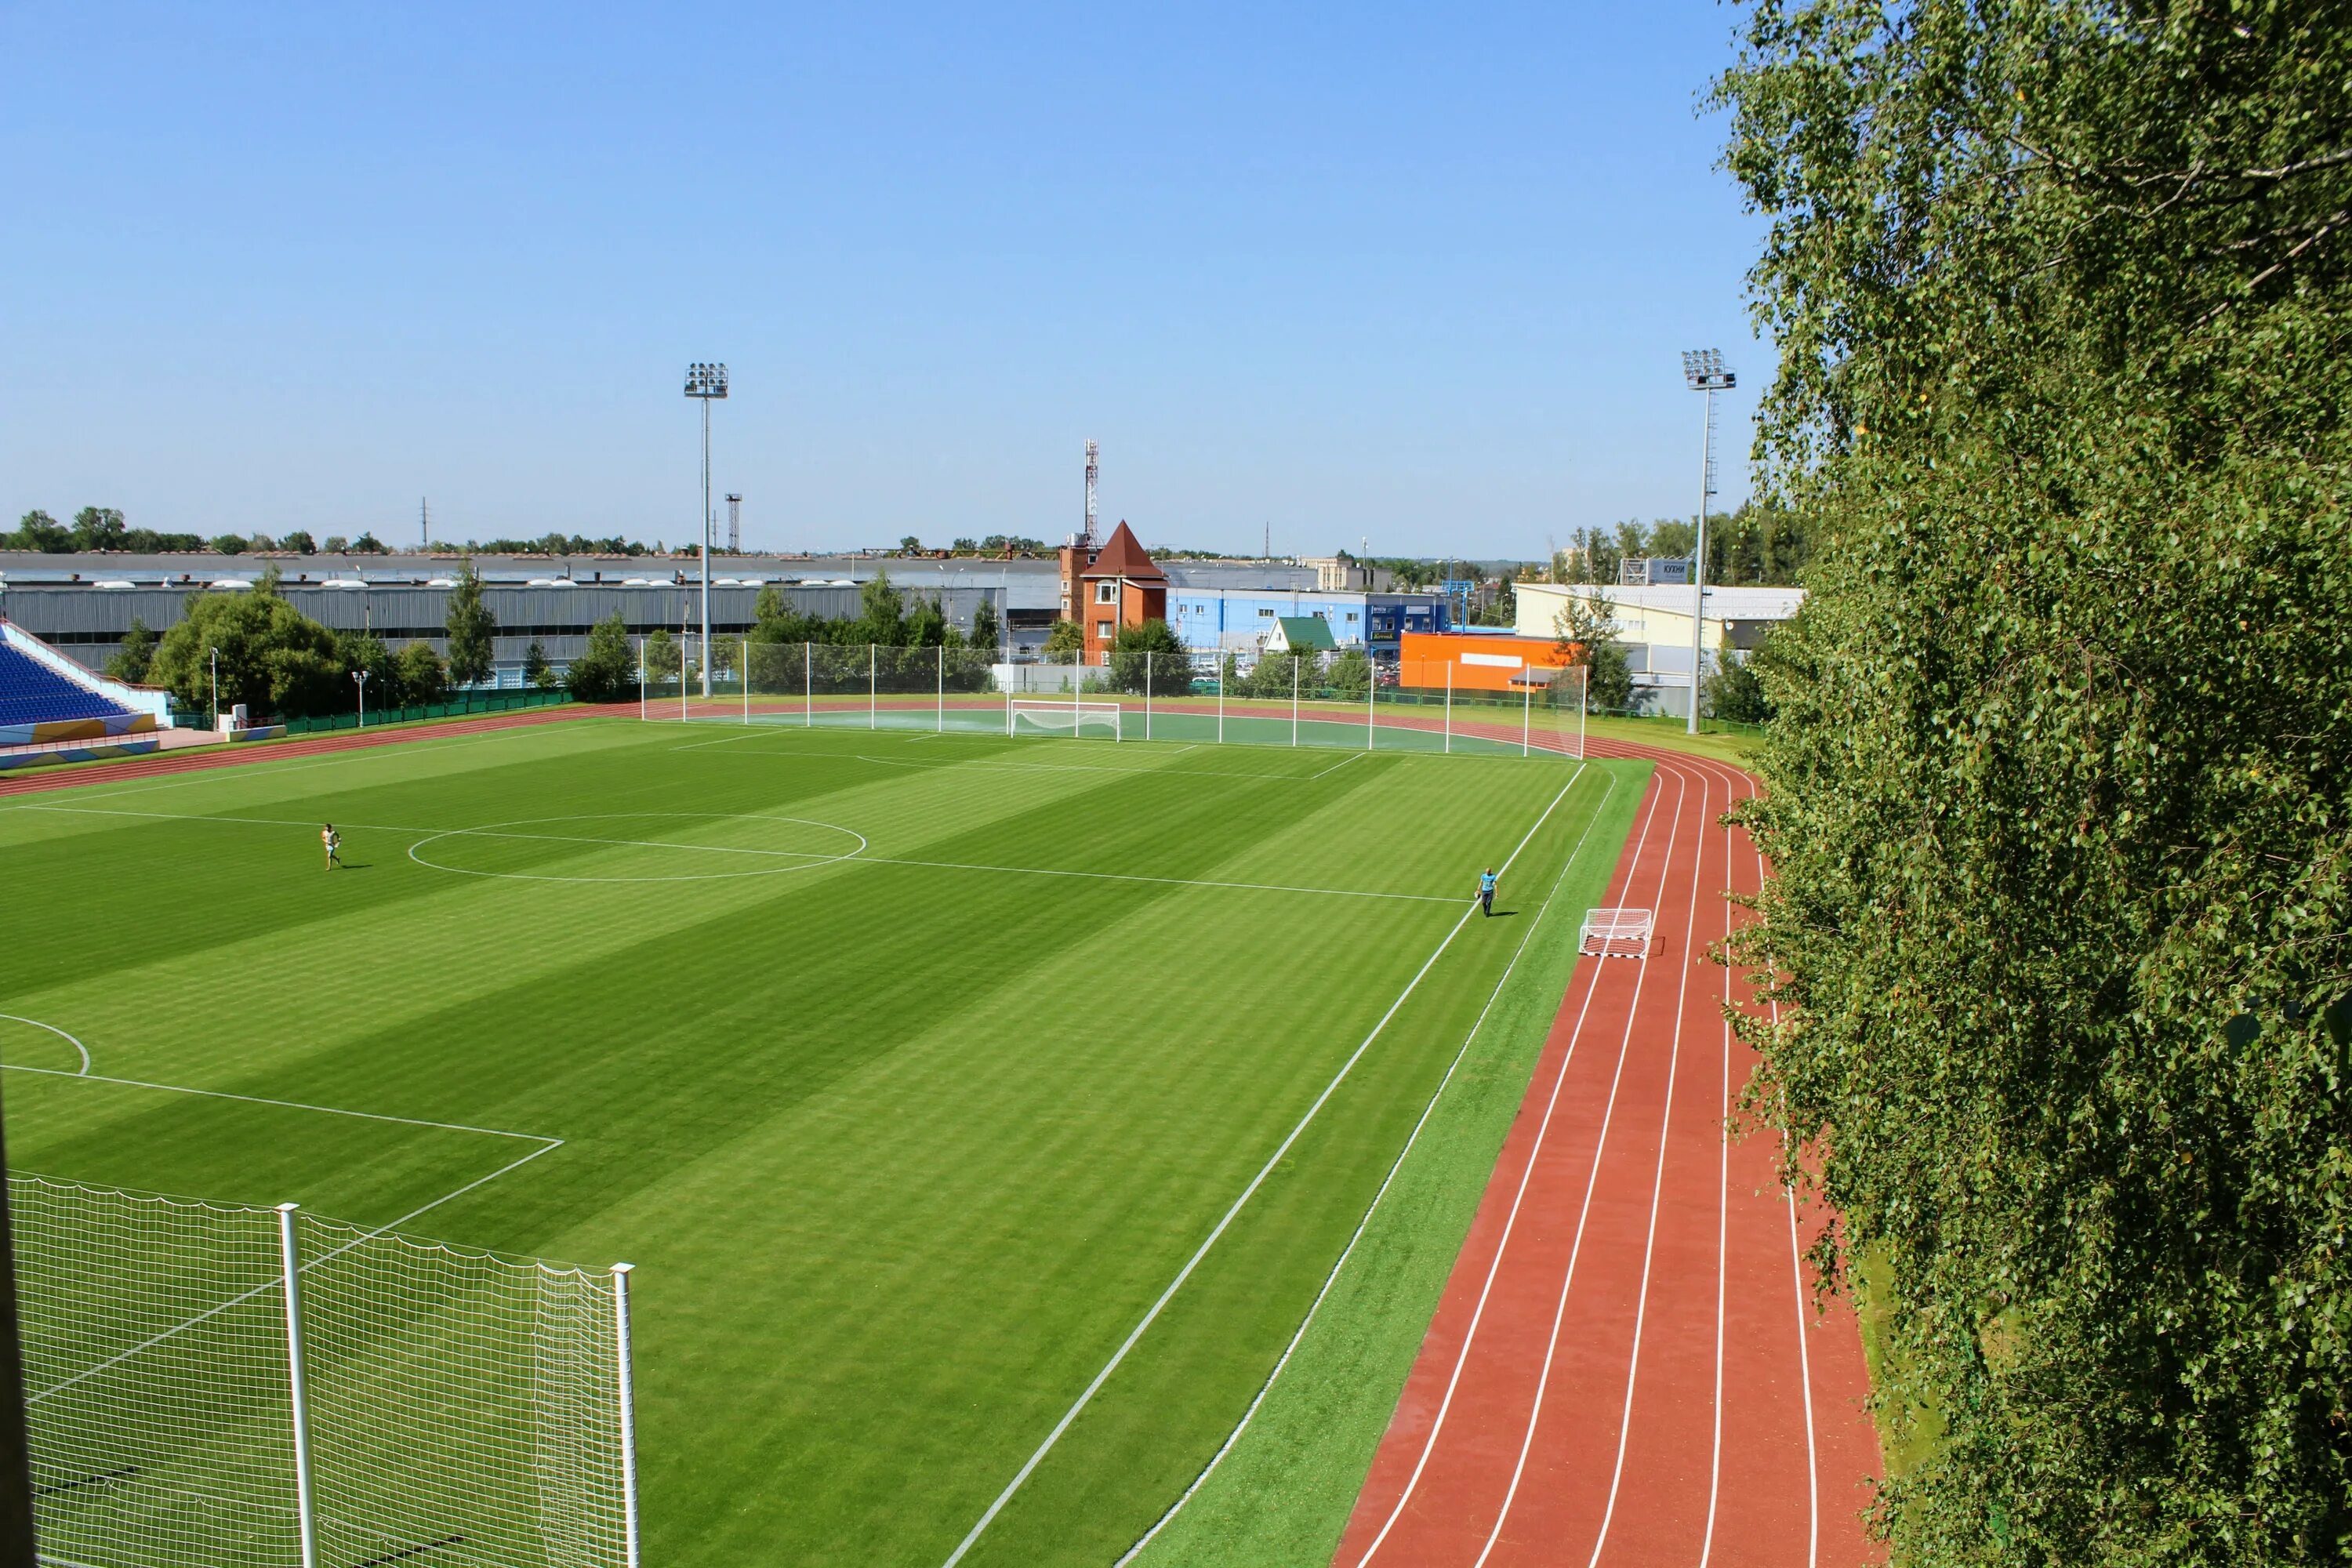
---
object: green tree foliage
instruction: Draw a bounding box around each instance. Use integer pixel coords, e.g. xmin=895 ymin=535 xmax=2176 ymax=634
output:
xmin=281 ymin=530 xmax=317 ymax=554
xmin=6 ymin=510 xmax=71 ymax=551
xmin=565 ymin=614 xmax=637 ymax=702
xmin=969 ymin=597 xmax=1001 ymax=652
xmin=902 ymin=593 xmax=947 ymax=648
xmin=321 ymin=535 xmax=349 ymax=553
xmin=209 ymin=535 xmax=247 ymax=555
xmin=442 ymin=561 xmax=497 ymax=688
xmin=521 ymin=638 xmax=555 ymax=689
xmin=1551 ymin=593 xmax=1632 ymax=713
xmin=749 ymin=583 xmax=826 ymax=646
xmin=1323 ymin=645 xmax=1373 ymax=702
xmin=71 ymin=507 xmax=126 ymax=550
xmin=1718 ymin=6 xmax=2352 ymax=1563
xmin=857 ymin=570 xmax=907 ymax=646
xmin=1105 ymin=619 xmax=1190 ymax=695
xmin=390 ymin=641 xmax=447 ymax=708
xmin=150 ymin=568 xmax=345 ymax=718
xmin=1042 ymin=619 xmax=1083 ymax=655
xmin=1702 ymin=650 xmax=1772 ymax=726
xmin=644 ymin=628 xmax=680 ymax=683
xmin=105 ymin=618 xmax=156 ymax=684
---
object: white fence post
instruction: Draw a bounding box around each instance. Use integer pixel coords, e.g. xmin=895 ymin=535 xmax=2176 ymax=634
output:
xmin=804 ymin=642 xmax=812 ymax=728
xmin=937 ymin=644 xmax=945 ymax=733
xmin=1523 ymin=680 xmax=1531 ymax=757
xmin=277 ymin=1203 xmax=318 ymax=1568
xmin=1145 ymin=651 xmax=1152 ymax=742
xmin=1367 ymin=650 xmax=1376 ymax=752
xmin=869 ymin=644 xmax=877 ymax=731
xmin=1217 ymin=656 xmax=1225 ymax=745
xmin=1291 ymin=657 xmax=1300 ymax=747
xmin=742 ymin=634 xmax=750 ymax=726
xmin=1444 ymin=662 xmax=1454 ymax=754
xmin=612 ymin=1261 xmax=642 ymax=1568
xmin=637 ymin=638 xmax=645 ymax=722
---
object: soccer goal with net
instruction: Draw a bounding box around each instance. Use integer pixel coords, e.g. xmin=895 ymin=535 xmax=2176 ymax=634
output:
xmin=1579 ymin=907 xmax=1655 ymax=959
xmin=1007 ymin=699 xmax=1123 ymax=741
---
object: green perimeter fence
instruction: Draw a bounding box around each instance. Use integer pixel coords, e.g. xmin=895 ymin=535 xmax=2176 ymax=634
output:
xmin=633 ymin=641 xmax=1606 ymax=758
xmin=280 ymin=688 xmax=572 ymax=736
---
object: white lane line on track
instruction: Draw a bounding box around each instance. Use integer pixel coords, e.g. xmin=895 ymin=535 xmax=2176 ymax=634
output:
xmin=13 ymin=802 xmax=1454 ymax=905
xmin=1114 ymin=767 xmax=1624 ymax=1566
xmin=1353 ymin=763 xmax=1684 ymax=1566
xmin=1700 ymin=764 xmax=1741 ymax=1568
xmin=0 ymin=1016 xmax=90 ymax=1075
xmin=938 ymin=765 xmax=1590 ymax=1568
xmin=1541 ymin=760 xmax=1714 ymax=1567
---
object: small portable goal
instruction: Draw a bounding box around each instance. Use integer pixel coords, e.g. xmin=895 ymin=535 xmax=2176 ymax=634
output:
xmin=1008 ymin=699 xmax=1123 ymax=741
xmin=1580 ymin=907 xmax=1655 ymax=959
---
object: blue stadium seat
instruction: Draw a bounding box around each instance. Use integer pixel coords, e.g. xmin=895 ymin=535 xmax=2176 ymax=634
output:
xmin=0 ymin=641 xmax=134 ymax=728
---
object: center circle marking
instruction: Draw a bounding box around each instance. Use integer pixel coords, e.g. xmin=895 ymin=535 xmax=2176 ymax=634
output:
xmin=407 ymin=812 xmax=868 ymax=884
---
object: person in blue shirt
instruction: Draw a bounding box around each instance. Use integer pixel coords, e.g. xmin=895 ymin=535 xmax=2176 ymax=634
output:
xmin=1478 ymin=866 xmax=1497 ymax=916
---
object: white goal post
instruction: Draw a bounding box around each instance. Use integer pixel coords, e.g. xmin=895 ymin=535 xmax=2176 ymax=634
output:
xmin=1008 ymin=699 xmax=1123 ymax=740
xmin=1580 ymin=907 xmax=1655 ymax=959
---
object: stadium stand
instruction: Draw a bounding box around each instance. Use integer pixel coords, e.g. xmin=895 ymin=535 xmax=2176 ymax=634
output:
xmin=0 ymin=619 xmax=166 ymax=746
xmin=0 ymin=639 xmax=131 ymax=728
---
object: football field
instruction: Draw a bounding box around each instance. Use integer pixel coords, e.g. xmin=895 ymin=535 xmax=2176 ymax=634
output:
xmin=1 ymin=715 xmax=1646 ymax=1565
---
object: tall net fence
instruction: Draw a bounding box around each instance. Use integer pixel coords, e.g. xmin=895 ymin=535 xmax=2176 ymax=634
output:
xmin=656 ymin=639 xmax=1592 ymax=757
xmin=14 ymin=1175 xmax=637 ymax=1568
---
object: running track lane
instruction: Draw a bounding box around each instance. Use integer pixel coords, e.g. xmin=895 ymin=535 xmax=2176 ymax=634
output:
xmin=0 ymin=703 xmax=626 ymax=799
xmin=1333 ymin=744 xmax=1882 ymax=1567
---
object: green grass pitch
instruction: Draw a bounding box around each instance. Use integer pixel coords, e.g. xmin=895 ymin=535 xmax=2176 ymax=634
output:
xmin=0 ymin=715 xmax=1648 ymax=1566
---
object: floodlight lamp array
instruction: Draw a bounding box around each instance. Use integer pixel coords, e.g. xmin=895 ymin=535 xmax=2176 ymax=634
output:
xmin=1681 ymin=348 xmax=1735 ymax=391
xmin=684 ymin=362 xmax=730 ymax=398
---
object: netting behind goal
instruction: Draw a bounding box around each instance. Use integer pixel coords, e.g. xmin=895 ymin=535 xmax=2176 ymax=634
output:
xmin=14 ymin=1175 xmax=636 ymax=1568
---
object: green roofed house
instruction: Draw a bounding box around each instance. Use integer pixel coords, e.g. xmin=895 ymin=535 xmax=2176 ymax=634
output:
xmin=1265 ymin=615 xmax=1338 ymax=654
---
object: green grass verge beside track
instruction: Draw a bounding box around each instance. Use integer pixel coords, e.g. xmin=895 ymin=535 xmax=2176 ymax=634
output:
xmin=2 ymin=716 xmax=1649 ymax=1566
xmin=1124 ymin=755 xmax=1648 ymax=1566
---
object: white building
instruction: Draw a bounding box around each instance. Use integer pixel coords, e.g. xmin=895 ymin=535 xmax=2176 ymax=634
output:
xmin=1515 ymin=581 xmax=1806 ymax=717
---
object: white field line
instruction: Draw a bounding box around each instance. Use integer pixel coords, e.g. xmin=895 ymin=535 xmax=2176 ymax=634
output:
xmin=1352 ymin=763 xmax=1682 ymax=1566
xmin=9 ymin=1051 xmax=564 ymax=1407
xmin=0 ymin=1017 xmax=90 ymax=1075
xmin=667 ymin=728 xmax=786 ymax=752
xmin=13 ymin=802 xmax=1457 ymax=905
xmin=1115 ymin=767 xmax=1623 ymax=1566
xmin=938 ymin=764 xmax=1588 ymax=1568
xmin=849 ymin=752 xmax=1326 ymax=783
xmin=1506 ymin=762 xmax=1714 ymax=1567
xmin=1308 ymin=750 xmax=1370 ymax=780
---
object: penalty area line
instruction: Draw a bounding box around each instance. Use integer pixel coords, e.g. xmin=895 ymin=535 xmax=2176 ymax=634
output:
xmin=937 ymin=763 xmax=1588 ymax=1568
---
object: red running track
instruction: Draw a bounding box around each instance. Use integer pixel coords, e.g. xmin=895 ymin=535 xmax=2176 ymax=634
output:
xmin=1333 ymin=742 xmax=1882 ymax=1568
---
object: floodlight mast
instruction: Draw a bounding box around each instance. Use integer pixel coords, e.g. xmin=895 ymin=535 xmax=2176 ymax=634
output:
xmin=684 ymin=363 xmax=729 ymax=699
xmin=1680 ymin=349 xmax=1735 ymax=735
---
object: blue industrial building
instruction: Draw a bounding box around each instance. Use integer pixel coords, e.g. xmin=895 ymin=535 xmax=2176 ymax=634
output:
xmin=1165 ymin=586 xmax=1448 ymax=655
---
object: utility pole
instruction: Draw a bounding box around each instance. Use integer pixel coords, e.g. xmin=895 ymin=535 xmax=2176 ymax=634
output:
xmin=1083 ymin=440 xmax=1099 ymax=549
xmin=684 ymin=363 xmax=729 ymax=700
xmin=1680 ymin=349 xmax=1735 ymax=735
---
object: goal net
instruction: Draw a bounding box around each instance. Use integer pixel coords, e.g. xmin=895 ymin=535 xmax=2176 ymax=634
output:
xmin=13 ymin=1174 xmax=637 ymax=1568
xmin=1008 ymin=699 xmax=1123 ymax=740
xmin=1579 ymin=907 xmax=1655 ymax=959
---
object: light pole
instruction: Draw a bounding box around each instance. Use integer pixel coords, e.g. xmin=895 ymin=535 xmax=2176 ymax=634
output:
xmin=353 ymin=667 xmax=369 ymax=728
xmin=684 ymin=362 xmax=729 ymax=700
xmin=1680 ymin=349 xmax=1735 ymax=735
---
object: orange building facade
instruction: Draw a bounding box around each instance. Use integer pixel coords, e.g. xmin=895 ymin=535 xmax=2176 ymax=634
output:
xmin=1058 ymin=521 xmax=1169 ymax=666
xmin=1398 ymin=630 xmax=1574 ymax=691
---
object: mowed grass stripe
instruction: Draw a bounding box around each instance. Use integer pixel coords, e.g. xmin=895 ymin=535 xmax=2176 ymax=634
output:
xmin=2 ymin=720 xmax=1624 ymax=1566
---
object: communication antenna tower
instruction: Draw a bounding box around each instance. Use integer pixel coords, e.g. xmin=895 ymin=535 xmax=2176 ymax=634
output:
xmin=725 ymin=493 xmax=742 ymax=554
xmin=1083 ymin=440 xmax=1100 ymax=549
xmin=419 ymin=497 xmax=430 ymax=549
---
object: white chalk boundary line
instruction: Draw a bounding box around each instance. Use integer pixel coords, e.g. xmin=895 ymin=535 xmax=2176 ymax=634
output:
xmin=937 ymin=764 xmax=1589 ymax=1568
xmin=1351 ymin=761 xmax=1685 ymax=1565
xmin=0 ymin=1029 xmax=564 ymax=1406
xmin=9 ymin=802 xmax=1458 ymax=905
xmin=1114 ymin=765 xmax=1623 ymax=1565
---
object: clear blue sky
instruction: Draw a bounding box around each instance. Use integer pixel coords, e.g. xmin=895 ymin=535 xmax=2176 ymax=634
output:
xmin=2 ymin=2 xmax=1769 ymax=560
